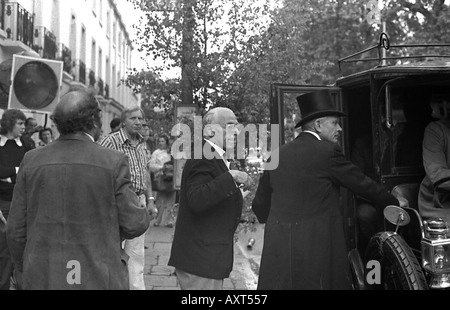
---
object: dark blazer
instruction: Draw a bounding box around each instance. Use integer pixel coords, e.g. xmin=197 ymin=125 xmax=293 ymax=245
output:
xmin=168 ymin=142 xmax=243 ymax=279
xmin=252 ymin=132 xmax=399 ymax=290
xmin=7 ymin=133 xmax=150 ymax=290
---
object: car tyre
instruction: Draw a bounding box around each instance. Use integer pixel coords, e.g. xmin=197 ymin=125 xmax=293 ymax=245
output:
xmin=364 ymin=231 xmax=428 ymax=290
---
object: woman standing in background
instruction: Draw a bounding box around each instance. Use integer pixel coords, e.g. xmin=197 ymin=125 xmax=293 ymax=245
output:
xmin=38 ymin=128 xmax=54 ymax=147
xmin=149 ymin=135 xmax=177 ymax=227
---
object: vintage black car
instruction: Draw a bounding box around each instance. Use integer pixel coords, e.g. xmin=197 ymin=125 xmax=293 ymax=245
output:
xmin=270 ymin=33 xmax=450 ymax=290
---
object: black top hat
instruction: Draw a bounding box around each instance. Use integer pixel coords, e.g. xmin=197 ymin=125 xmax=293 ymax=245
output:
xmin=295 ymin=89 xmax=347 ymax=128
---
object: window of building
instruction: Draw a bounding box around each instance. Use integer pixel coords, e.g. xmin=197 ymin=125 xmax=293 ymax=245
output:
xmin=113 ymin=21 xmax=117 ymax=45
xmin=106 ymin=56 xmax=110 ymax=83
xmin=118 ymin=32 xmax=122 ymax=55
xmin=106 ymin=9 xmax=111 ymax=37
xmin=92 ymin=0 xmax=97 ymax=17
xmin=80 ymin=26 xmax=86 ymax=62
xmin=80 ymin=26 xmax=87 ymax=84
xmin=98 ymin=48 xmax=103 ymax=78
xmin=69 ymin=14 xmax=77 ymax=59
xmin=112 ymin=64 xmax=116 ymax=97
xmin=91 ymin=40 xmax=96 ymax=73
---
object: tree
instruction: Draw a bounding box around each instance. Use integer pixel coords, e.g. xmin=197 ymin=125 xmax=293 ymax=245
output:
xmin=126 ymin=69 xmax=178 ymax=135
xmin=218 ymin=0 xmax=379 ymax=125
xmin=129 ymin=0 xmax=234 ymax=111
xmin=383 ymin=0 xmax=450 ymax=43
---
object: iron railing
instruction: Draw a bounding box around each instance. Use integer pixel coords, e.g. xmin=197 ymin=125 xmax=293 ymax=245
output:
xmin=33 ymin=27 xmax=57 ymax=59
xmin=338 ymin=32 xmax=450 ymax=72
xmin=0 ymin=1 xmax=5 ymax=31
xmin=4 ymin=2 xmax=34 ymax=47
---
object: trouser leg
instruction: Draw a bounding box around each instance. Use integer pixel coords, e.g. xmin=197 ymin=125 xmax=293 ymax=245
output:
xmin=0 ymin=205 xmax=12 ymax=291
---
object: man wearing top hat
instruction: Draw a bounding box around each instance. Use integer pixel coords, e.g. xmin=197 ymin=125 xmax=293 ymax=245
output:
xmin=252 ymin=89 xmax=407 ymax=290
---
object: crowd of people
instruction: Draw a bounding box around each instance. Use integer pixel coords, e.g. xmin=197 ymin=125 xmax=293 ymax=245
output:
xmin=0 ymin=87 xmax=178 ymax=290
xmin=0 ymin=87 xmax=448 ymax=290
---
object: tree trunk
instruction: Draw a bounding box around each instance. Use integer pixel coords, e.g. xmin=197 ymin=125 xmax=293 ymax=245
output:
xmin=180 ymin=0 xmax=196 ymax=107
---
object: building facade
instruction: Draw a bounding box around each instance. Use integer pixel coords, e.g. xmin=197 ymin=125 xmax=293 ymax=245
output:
xmin=0 ymin=0 xmax=138 ymax=139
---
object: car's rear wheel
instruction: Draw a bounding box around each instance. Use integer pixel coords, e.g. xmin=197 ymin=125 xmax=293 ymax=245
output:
xmin=364 ymin=232 xmax=428 ymax=290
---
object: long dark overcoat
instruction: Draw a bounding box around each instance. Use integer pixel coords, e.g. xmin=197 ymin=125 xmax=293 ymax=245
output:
xmin=252 ymin=133 xmax=399 ymax=290
xmin=7 ymin=134 xmax=150 ymax=290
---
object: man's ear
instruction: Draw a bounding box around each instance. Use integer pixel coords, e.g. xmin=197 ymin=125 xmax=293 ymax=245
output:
xmin=313 ymin=119 xmax=321 ymax=133
xmin=92 ymin=115 xmax=98 ymax=128
xmin=204 ymin=124 xmax=215 ymax=138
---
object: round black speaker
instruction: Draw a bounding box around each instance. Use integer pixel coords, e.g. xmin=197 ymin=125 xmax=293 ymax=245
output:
xmin=13 ymin=61 xmax=59 ymax=110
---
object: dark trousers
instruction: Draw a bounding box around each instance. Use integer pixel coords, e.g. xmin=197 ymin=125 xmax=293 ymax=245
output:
xmin=0 ymin=200 xmax=12 ymax=290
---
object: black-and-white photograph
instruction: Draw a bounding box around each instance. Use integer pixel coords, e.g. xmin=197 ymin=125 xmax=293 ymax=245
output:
xmin=0 ymin=0 xmax=450 ymax=295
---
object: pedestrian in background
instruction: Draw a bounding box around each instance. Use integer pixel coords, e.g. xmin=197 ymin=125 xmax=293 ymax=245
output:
xmin=101 ymin=106 xmax=157 ymax=290
xmin=21 ymin=117 xmax=41 ymax=150
xmin=149 ymin=134 xmax=176 ymax=227
xmin=38 ymin=128 xmax=53 ymax=147
xmin=0 ymin=110 xmax=34 ymax=290
xmin=168 ymin=107 xmax=253 ymax=290
xmin=252 ymin=90 xmax=407 ymax=290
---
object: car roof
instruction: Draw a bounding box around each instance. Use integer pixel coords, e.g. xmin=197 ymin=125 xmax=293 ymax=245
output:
xmin=336 ymin=60 xmax=450 ymax=87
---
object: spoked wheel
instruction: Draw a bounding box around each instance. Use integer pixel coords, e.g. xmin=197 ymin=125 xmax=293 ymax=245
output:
xmin=364 ymin=232 xmax=428 ymax=290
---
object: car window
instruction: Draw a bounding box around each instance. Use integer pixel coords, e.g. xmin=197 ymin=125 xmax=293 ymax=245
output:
xmin=391 ymin=88 xmax=435 ymax=169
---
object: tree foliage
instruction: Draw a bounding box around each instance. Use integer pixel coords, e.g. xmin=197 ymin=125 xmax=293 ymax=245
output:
xmin=130 ymin=1 xmax=450 ymax=106
xmin=125 ymin=69 xmax=178 ymax=135
xmin=126 ymin=0 xmax=450 ymax=139
xmin=384 ymin=0 xmax=450 ymax=43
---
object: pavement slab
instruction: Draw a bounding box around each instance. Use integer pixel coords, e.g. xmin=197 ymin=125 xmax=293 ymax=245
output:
xmin=143 ymin=223 xmax=264 ymax=290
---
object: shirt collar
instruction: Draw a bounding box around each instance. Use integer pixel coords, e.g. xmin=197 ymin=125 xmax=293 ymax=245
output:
xmin=205 ymin=139 xmax=230 ymax=169
xmin=0 ymin=135 xmax=22 ymax=147
xmin=303 ymin=130 xmax=322 ymax=141
xmin=83 ymin=132 xmax=95 ymax=143
xmin=118 ymin=128 xmax=143 ymax=145
xmin=205 ymin=139 xmax=225 ymax=157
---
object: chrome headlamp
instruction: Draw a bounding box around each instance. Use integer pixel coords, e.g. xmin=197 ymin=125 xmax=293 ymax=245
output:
xmin=421 ymin=218 xmax=450 ymax=289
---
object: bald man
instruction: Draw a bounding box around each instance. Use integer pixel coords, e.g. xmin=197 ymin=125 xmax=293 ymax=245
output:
xmin=168 ymin=107 xmax=253 ymax=290
xmin=6 ymin=89 xmax=150 ymax=290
